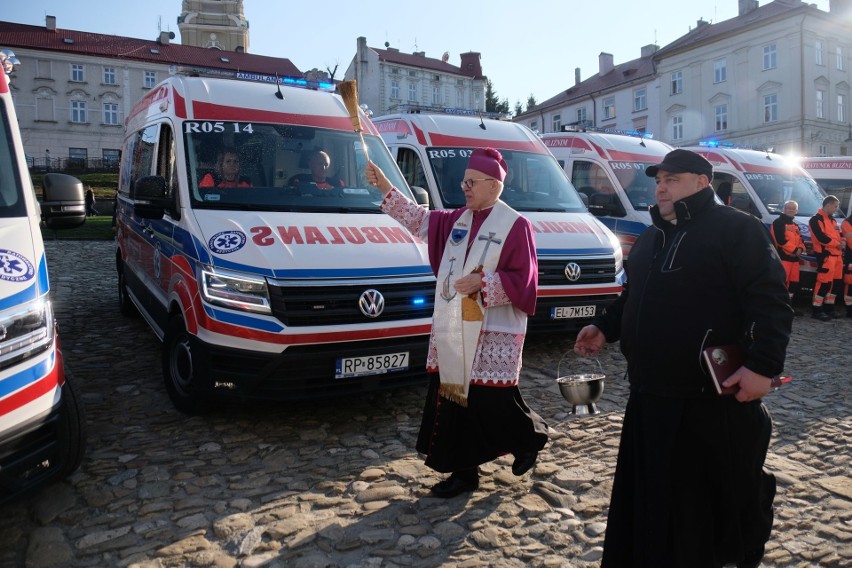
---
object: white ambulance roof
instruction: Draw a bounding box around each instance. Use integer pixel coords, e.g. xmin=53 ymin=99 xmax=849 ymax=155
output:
xmin=540 ymin=131 xmax=673 ymax=162
xmin=126 ymin=75 xmax=373 ymax=135
xmin=375 ymin=113 xmax=547 ymax=154
xmin=685 ymin=146 xmax=807 ymax=175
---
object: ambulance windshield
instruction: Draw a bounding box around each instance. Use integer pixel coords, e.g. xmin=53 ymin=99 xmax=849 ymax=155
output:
xmin=183 ymin=122 xmax=412 ymax=211
xmin=424 ymin=147 xmax=586 ymax=212
xmin=745 ymin=172 xmax=824 ymax=216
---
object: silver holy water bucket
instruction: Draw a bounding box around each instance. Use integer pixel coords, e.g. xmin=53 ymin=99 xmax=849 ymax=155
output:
xmin=555 ymin=351 xmax=605 ymax=416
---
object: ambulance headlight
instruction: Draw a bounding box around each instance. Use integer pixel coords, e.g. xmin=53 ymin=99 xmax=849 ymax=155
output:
xmin=0 ymin=299 xmax=54 ymax=369
xmin=201 ymin=268 xmax=271 ymax=314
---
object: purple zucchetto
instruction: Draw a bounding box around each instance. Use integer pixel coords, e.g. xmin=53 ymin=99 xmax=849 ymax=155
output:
xmin=466 ymin=147 xmax=507 ymax=182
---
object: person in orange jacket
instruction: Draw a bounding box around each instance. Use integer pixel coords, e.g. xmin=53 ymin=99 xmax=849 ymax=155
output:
xmin=808 ymin=195 xmax=843 ymax=320
xmin=841 ymin=211 xmax=852 ymax=318
xmin=771 ymin=200 xmax=805 ymax=312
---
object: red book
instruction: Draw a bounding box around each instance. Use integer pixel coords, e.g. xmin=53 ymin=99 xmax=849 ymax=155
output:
xmin=702 ymin=344 xmax=743 ymax=395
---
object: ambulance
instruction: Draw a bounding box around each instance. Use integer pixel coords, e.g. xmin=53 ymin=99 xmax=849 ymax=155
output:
xmin=0 ymin=50 xmax=86 ymax=503
xmin=800 ymin=156 xmax=852 ymax=217
xmin=540 ymin=128 xmax=675 ymax=259
xmin=116 ymin=68 xmax=435 ymax=414
xmin=374 ymin=111 xmax=625 ymax=334
xmin=685 ymin=143 xmax=827 ymax=290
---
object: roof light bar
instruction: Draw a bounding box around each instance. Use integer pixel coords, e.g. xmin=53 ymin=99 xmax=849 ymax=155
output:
xmin=168 ymin=65 xmax=335 ymax=91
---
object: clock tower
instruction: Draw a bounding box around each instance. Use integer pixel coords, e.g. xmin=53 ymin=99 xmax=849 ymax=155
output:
xmin=177 ymin=0 xmax=250 ymax=52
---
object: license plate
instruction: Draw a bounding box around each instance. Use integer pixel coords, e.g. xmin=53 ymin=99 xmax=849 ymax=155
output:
xmin=335 ymin=352 xmax=410 ymax=379
xmin=551 ymin=305 xmax=596 ymax=319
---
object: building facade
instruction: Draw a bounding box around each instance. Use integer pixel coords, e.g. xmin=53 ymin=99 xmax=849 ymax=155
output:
xmin=0 ymin=16 xmax=298 ymax=170
xmin=177 ymin=0 xmax=250 ymax=53
xmin=516 ymin=0 xmax=852 ymax=157
xmin=345 ymin=36 xmax=488 ymax=118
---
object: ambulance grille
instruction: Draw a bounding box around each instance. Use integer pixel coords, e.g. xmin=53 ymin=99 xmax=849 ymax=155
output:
xmin=268 ymin=278 xmax=435 ymax=326
xmin=537 ymin=256 xmax=616 ymax=286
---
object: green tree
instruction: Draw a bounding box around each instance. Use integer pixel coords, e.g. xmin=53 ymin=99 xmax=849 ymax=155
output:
xmin=485 ymin=79 xmax=510 ymax=114
xmin=526 ymin=94 xmax=537 ymax=112
xmin=514 ymin=101 xmax=524 ymax=116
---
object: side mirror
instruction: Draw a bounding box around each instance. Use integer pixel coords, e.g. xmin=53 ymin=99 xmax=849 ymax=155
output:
xmin=41 ymin=173 xmax=86 ymax=230
xmin=411 ymin=186 xmax=430 ymax=208
xmin=133 ymin=176 xmax=172 ymax=219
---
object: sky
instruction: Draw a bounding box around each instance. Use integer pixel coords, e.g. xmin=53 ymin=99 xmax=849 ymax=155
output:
xmin=4 ymin=1 xmax=832 ymax=109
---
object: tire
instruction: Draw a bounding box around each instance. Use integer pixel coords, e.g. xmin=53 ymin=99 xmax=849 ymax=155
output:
xmin=117 ymin=260 xmax=138 ymax=318
xmin=55 ymin=370 xmax=87 ymax=478
xmin=162 ymin=316 xmax=217 ymax=415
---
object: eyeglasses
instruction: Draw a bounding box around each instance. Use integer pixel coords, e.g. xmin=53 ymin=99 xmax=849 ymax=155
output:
xmin=460 ymin=178 xmax=495 ymax=189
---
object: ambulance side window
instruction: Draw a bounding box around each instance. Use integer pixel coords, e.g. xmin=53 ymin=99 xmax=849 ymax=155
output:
xmin=396 ymin=148 xmax=427 ymax=189
xmin=124 ymin=125 xmax=158 ymax=198
xmin=714 ymin=174 xmax=757 ymax=217
xmin=156 ymin=124 xmax=180 ymax=217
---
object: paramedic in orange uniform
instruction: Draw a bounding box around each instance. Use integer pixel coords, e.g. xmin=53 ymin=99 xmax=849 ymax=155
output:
xmin=199 ymin=148 xmax=252 ymax=188
xmin=770 ymin=200 xmax=805 ymax=310
xmin=841 ymin=211 xmax=852 ymax=318
xmin=808 ymin=195 xmax=843 ymax=320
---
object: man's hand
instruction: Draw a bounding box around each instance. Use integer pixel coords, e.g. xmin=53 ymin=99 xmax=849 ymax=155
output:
xmin=453 ymin=272 xmax=483 ymax=295
xmin=574 ymin=325 xmax=606 ymax=357
xmin=365 ymin=160 xmax=393 ymax=194
xmin=722 ymin=366 xmax=773 ymax=402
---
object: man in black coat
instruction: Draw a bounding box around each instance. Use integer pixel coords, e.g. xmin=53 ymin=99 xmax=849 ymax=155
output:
xmin=575 ymin=149 xmax=793 ymax=568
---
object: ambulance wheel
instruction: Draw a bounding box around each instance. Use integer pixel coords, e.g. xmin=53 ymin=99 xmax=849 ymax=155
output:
xmin=55 ymin=370 xmax=87 ymax=478
xmin=162 ymin=316 xmax=217 ymax=415
xmin=117 ymin=261 xmax=137 ymax=317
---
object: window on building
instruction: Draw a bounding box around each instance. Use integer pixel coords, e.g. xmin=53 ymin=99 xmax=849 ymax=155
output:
xmin=817 ymin=90 xmax=825 ymax=119
xmin=837 ymin=47 xmax=845 ymax=71
xmin=530 ymin=121 xmax=538 ymax=132
xmin=763 ymin=94 xmax=778 ymax=123
xmin=715 ymin=104 xmax=728 ymax=131
xmin=391 ymin=80 xmax=400 ymax=99
xmin=671 ymin=71 xmax=683 ymax=95
xmin=457 ymin=90 xmax=463 ymax=108
xmin=69 ymin=147 xmax=88 ymax=168
xmin=577 ymin=107 xmax=587 ymax=125
xmin=71 ymin=100 xmax=87 ymax=123
xmin=633 ymin=88 xmax=647 ymax=112
xmin=70 ymin=63 xmax=85 ymax=82
xmin=714 ymin=59 xmax=727 ymax=83
xmin=552 ymin=114 xmax=561 ymax=132
xmin=409 ymin=70 xmax=416 ymax=77
xmin=103 ymin=149 xmax=120 ymax=167
xmin=36 ymin=94 xmax=55 ymax=121
xmin=603 ymin=96 xmax=615 ymax=120
xmin=103 ymin=66 xmax=116 ymax=85
xmin=408 ymin=82 xmax=417 ymax=101
xmin=763 ymin=44 xmax=777 ymax=70
xmin=103 ymin=102 xmax=119 ymax=125
xmin=671 ymin=115 xmax=683 ymax=140
xmin=816 ymin=40 xmax=824 ymax=65
xmin=432 ymin=86 xmax=440 ymax=105
xmin=144 ymin=71 xmax=156 ymax=88
xmin=839 ymin=94 xmax=847 ymax=123
xmin=390 ymin=67 xmax=399 ymax=75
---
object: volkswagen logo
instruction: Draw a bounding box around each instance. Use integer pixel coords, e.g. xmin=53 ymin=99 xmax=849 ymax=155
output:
xmin=358 ymin=289 xmax=385 ymax=318
xmin=564 ymin=262 xmax=582 ymax=282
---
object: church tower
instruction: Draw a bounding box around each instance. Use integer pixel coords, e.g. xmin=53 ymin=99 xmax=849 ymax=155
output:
xmin=177 ymin=0 xmax=250 ymax=53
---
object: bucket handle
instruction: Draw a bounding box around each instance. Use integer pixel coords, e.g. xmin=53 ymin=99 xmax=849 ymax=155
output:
xmin=557 ymin=349 xmax=603 ymax=380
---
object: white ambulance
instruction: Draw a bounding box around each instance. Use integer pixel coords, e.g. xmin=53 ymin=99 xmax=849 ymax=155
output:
xmin=685 ymin=143 xmax=826 ymax=290
xmin=800 ymin=156 xmax=852 ymax=217
xmin=540 ymin=128 xmax=675 ymax=259
xmin=374 ymin=111 xmax=625 ymax=334
xmin=0 ymin=50 xmax=86 ymax=503
xmin=116 ymin=68 xmax=434 ymax=414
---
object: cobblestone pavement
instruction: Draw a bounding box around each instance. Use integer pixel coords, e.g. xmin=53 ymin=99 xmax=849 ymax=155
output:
xmin=0 ymin=240 xmax=850 ymax=568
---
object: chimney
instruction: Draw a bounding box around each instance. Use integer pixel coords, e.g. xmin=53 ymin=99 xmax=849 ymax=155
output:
xmin=640 ymin=44 xmax=659 ymax=58
xmin=575 ymin=67 xmax=581 ymax=86
xmin=46 ymin=15 xmax=56 ymax=31
xmin=158 ymin=31 xmax=172 ymax=45
xmin=695 ymin=18 xmax=709 ymax=28
xmin=599 ymin=52 xmax=614 ymax=76
xmin=413 ymin=51 xmax=425 ymax=57
xmin=459 ymin=52 xmax=482 ymax=79
xmin=738 ymin=0 xmax=759 ymax=16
